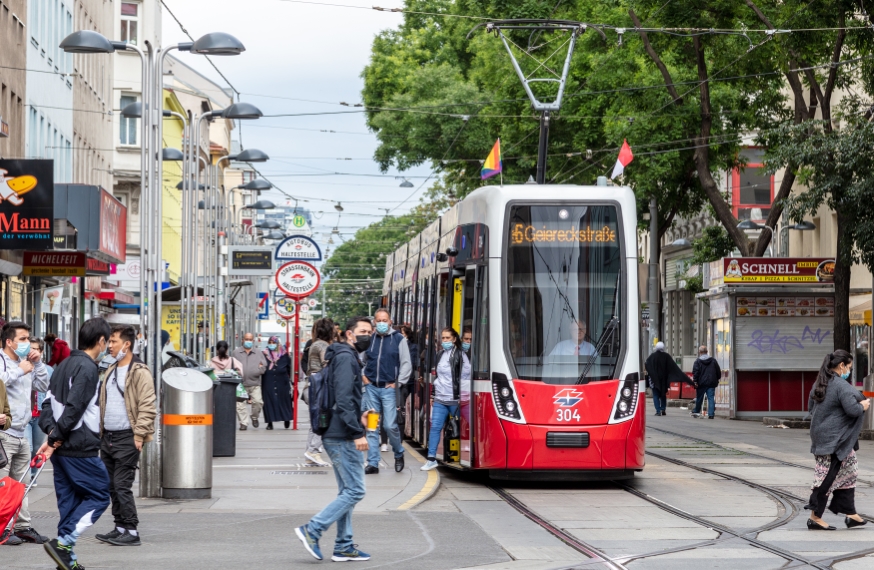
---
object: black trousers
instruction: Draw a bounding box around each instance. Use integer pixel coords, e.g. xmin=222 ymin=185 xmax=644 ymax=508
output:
xmin=100 ymin=430 xmax=141 ymax=529
xmin=807 ymin=453 xmax=857 ymax=518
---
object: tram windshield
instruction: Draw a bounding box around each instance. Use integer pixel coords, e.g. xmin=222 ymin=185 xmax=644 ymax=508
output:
xmin=506 ymin=205 xmax=623 ymax=384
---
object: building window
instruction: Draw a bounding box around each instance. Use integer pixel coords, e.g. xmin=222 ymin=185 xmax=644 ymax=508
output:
xmin=119 ymin=94 xmax=137 ymax=145
xmin=731 ymin=148 xmax=773 ymax=222
xmin=120 ymin=2 xmax=139 ymax=44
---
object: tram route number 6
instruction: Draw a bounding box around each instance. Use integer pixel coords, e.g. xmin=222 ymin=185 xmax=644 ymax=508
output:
xmin=557 ymin=409 xmax=581 ymax=422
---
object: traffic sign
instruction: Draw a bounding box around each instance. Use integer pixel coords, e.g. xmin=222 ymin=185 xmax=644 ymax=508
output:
xmin=292 ymin=214 xmax=307 ymax=228
xmin=299 ymin=304 xmax=309 ymax=314
xmin=276 ymin=261 xmax=320 ymax=299
xmin=307 ymin=299 xmax=318 ymax=308
xmin=256 ymin=292 xmax=269 ymax=320
xmin=275 ymin=235 xmax=322 ymax=261
xmin=275 ymin=299 xmax=296 ymax=320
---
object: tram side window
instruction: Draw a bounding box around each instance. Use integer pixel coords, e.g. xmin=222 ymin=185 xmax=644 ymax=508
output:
xmin=473 ymin=268 xmax=489 ymax=379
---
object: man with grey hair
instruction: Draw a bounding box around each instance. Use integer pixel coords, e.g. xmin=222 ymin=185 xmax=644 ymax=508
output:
xmin=644 ymin=342 xmax=686 ymax=417
xmin=233 ymin=332 xmax=267 ymax=430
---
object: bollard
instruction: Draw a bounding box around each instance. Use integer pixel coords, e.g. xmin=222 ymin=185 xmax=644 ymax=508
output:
xmin=162 ymin=368 xmax=214 ymax=499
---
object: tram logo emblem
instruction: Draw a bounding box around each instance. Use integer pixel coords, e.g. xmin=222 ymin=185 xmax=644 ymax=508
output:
xmin=554 ymin=389 xmax=583 ymax=407
xmin=289 ymin=273 xmax=306 ymax=283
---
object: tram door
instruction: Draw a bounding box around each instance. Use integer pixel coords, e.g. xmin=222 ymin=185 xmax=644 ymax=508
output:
xmin=452 ymin=264 xmax=487 ymax=467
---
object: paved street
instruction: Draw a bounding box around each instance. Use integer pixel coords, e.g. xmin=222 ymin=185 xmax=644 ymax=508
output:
xmin=5 ymin=402 xmax=874 ymax=569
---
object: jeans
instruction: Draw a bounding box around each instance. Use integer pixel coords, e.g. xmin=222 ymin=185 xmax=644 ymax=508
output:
xmin=0 ymin=432 xmax=32 ymax=530
xmin=427 ymin=402 xmax=458 ymax=459
xmin=651 ymin=387 xmax=667 ymax=414
xmin=306 ymin=438 xmax=366 ymax=552
xmin=25 ymin=416 xmax=47 ymax=476
xmin=694 ymin=387 xmax=716 ymax=417
xmin=363 ymin=385 xmax=403 ymax=466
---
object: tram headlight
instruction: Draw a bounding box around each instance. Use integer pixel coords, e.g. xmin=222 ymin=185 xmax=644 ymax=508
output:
xmin=618 ymin=401 xmax=628 ymax=413
xmin=500 ymin=387 xmax=511 ymax=398
xmin=622 ymin=387 xmax=632 ymax=399
xmin=505 ymin=400 xmax=516 ymax=413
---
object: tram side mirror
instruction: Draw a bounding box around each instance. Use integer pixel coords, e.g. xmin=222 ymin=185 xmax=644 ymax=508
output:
xmin=446 ymin=247 xmax=459 ymax=257
xmin=435 ymin=252 xmax=448 ymax=262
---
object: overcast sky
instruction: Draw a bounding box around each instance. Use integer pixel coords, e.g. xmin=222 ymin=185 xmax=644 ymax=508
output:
xmin=161 ymin=0 xmax=433 ymax=256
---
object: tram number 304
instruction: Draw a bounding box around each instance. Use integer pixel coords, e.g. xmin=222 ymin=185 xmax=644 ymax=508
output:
xmin=556 ymin=409 xmax=581 ymax=422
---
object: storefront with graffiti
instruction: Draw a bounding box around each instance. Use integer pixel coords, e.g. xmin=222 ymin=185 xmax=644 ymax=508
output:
xmin=702 ymin=257 xmax=836 ymax=418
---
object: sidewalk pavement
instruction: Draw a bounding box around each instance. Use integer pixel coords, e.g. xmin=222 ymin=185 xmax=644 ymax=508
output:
xmin=3 ymin=409 xmax=514 ymax=569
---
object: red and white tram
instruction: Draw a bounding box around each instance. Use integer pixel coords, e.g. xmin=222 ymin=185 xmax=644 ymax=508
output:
xmin=383 ymin=183 xmax=644 ymax=479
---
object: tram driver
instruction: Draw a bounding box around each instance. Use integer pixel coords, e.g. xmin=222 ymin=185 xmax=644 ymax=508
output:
xmin=548 ymin=320 xmax=597 ymax=357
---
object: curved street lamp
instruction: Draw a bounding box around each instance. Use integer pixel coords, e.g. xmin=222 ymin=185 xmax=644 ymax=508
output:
xmin=240 ymin=179 xmax=272 ymax=191
xmin=190 ymin=32 xmax=246 ymax=55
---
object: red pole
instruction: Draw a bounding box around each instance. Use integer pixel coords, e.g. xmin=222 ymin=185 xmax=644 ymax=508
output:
xmin=292 ymin=300 xmax=300 ymax=430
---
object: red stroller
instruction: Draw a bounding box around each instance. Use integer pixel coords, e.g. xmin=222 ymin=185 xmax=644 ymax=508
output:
xmin=0 ymin=454 xmax=47 ymax=544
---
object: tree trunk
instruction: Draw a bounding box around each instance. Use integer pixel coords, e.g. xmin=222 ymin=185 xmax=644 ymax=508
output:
xmin=833 ymin=205 xmax=852 ymax=352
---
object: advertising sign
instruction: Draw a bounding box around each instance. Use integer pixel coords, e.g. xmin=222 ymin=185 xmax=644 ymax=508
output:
xmin=275 ymin=235 xmax=322 ymax=261
xmin=276 ymin=261 xmax=320 ymax=299
xmin=23 ymin=251 xmax=87 ymax=277
xmin=228 ymin=246 xmax=274 ymax=276
xmin=0 ymin=159 xmax=54 ymax=250
xmin=99 ymin=189 xmax=127 ymax=263
xmin=41 ymin=285 xmax=65 ymax=315
xmin=723 ymin=258 xmax=835 ymax=284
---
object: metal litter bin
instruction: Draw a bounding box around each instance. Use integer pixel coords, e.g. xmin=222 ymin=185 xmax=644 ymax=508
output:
xmin=162 ymin=368 xmax=214 ymax=499
xmin=213 ymin=373 xmax=240 ymax=457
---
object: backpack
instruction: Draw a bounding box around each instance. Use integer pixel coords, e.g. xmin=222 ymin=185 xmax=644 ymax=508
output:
xmin=301 ymin=340 xmax=312 ymax=375
xmin=308 ymin=359 xmax=335 ymax=436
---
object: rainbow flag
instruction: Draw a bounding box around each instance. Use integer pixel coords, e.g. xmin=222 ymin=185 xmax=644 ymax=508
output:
xmin=481 ymin=139 xmax=502 ymax=180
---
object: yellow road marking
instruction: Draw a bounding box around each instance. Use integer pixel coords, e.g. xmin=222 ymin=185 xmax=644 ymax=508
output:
xmin=397 ymin=441 xmax=439 ymax=510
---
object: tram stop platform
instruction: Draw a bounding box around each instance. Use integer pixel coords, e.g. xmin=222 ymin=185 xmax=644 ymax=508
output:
xmin=3 ymin=409 xmax=594 ymax=570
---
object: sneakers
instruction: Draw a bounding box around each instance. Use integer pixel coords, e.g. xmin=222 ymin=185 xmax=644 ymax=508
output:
xmin=380 ymin=443 xmax=389 ymax=452
xmin=1 ymin=528 xmax=23 ymax=545
xmin=690 ymin=413 xmax=701 ymax=418
xmin=252 ymin=418 xmax=259 ymax=428
xmin=95 ymin=528 xmax=123 ymax=543
xmin=295 ymin=525 xmax=323 ymax=560
xmin=421 ymin=460 xmax=438 ymax=471
xmin=15 ymin=527 xmax=48 ymax=544
xmin=364 ymin=465 xmax=379 ymax=475
xmin=44 ymin=539 xmax=74 ymax=569
xmin=239 ymin=424 xmax=247 ymax=431
xmin=106 ymin=530 xmax=141 ymax=546
xmin=395 ymin=456 xmax=404 ymax=472
xmin=305 ymin=451 xmax=330 ymax=467
xmin=332 ymin=544 xmax=371 ymax=562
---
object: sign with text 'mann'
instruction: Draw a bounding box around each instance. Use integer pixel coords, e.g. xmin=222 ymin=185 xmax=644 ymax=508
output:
xmin=0 ymin=159 xmax=54 ymax=250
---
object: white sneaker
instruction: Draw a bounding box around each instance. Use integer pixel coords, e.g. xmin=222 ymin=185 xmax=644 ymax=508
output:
xmin=380 ymin=443 xmax=389 ymax=452
xmin=420 ymin=460 xmax=438 ymax=471
xmin=305 ymin=451 xmax=330 ymax=467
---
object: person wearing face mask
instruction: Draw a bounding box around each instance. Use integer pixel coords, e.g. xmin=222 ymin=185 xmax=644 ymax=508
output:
xmin=37 ymin=318 xmax=112 ymax=570
xmin=0 ymin=321 xmax=50 ymax=546
xmin=261 ymin=336 xmax=293 ymax=430
xmin=461 ymin=327 xmax=472 ymax=354
xmin=361 ymin=309 xmax=410 ymax=474
xmin=232 ymin=332 xmax=268 ymax=430
xmin=94 ymin=325 xmax=156 ymax=546
xmin=421 ymin=327 xmax=471 ymax=471
xmin=805 ymin=350 xmax=870 ymax=531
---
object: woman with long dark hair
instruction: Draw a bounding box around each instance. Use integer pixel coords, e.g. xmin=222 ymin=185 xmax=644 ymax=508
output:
xmin=262 ymin=336 xmax=293 ymax=430
xmin=806 ymin=349 xmax=870 ymax=530
xmin=420 ymin=327 xmax=470 ymax=471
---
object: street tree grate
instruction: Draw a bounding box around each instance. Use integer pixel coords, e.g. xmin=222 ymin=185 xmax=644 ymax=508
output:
xmin=270 ymin=471 xmax=327 ymax=475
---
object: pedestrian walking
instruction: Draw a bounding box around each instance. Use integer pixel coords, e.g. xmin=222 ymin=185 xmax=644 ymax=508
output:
xmin=0 ymin=321 xmax=50 ymax=546
xmin=44 ymin=333 xmax=70 ymax=367
xmin=210 ymin=341 xmax=243 ymax=376
xmin=25 ymin=338 xmax=51 ymax=480
xmin=304 ymin=319 xmax=334 ymax=467
xmin=232 ymin=332 xmax=267 ymax=430
xmin=262 ymin=336 xmax=293 ymax=430
xmin=691 ymin=345 xmax=721 ymax=419
xmin=644 ymin=342 xmax=686 ymax=416
xmin=362 ymin=309 xmax=410 ymax=474
xmin=805 ymin=350 xmax=870 ymax=531
xmin=421 ymin=327 xmax=470 ymax=471
xmin=295 ymin=316 xmax=373 ymax=562
xmin=38 ymin=318 xmax=112 ymax=570
xmin=95 ymin=325 xmax=156 ymax=546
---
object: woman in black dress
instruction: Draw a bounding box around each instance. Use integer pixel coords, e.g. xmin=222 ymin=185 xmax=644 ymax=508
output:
xmin=262 ymin=335 xmax=293 ymax=429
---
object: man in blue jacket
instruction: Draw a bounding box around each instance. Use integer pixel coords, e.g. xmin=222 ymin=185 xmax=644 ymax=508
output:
xmin=362 ymin=309 xmax=410 ymax=474
xmin=296 ymin=316 xmax=373 ymax=562
xmin=38 ymin=318 xmax=112 ymax=570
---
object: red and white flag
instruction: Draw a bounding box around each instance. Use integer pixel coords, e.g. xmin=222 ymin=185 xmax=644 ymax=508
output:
xmin=610 ymin=139 xmax=634 ymax=179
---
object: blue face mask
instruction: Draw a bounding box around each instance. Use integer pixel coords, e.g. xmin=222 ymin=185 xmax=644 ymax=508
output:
xmin=840 ymin=370 xmax=851 ymax=380
xmin=267 ymin=343 xmax=277 ymax=351
xmin=442 ymin=341 xmax=454 ymax=351
xmin=14 ymin=341 xmax=30 ymax=359
xmin=375 ymin=322 xmax=390 ymax=335
xmin=243 ymin=341 xmax=253 ymax=349
xmin=462 ymin=342 xmax=471 ymax=351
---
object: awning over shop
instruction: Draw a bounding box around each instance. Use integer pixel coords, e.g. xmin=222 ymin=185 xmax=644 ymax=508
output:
xmin=99 ymin=288 xmax=135 ymax=305
xmin=850 ymin=299 xmax=872 ymax=326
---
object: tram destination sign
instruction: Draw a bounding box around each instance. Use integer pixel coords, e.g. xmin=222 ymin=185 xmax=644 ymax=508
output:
xmin=275 ymin=261 xmax=320 ymax=299
xmin=228 ymin=246 xmax=273 ymax=276
xmin=722 ymin=257 xmax=835 ymax=284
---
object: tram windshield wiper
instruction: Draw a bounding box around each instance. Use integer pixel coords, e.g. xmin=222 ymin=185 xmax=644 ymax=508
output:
xmin=576 ymin=316 xmax=619 ymax=384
